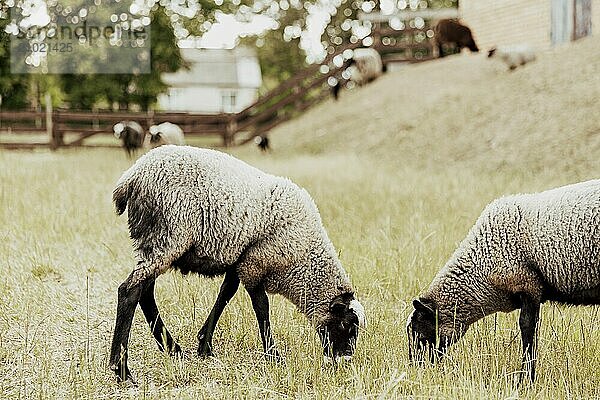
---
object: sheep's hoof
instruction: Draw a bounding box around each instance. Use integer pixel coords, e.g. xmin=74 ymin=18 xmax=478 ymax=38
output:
xmin=265 ymin=350 xmax=285 ymax=364
xmin=197 ymin=344 xmax=214 ymax=358
xmin=516 ymin=369 xmax=535 ymax=386
xmin=110 ymin=363 xmax=137 ymax=386
xmin=169 ymin=343 xmax=183 ymax=357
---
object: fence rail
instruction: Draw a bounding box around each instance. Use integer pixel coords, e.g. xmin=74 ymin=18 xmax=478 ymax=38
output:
xmin=0 ymin=25 xmax=436 ymax=150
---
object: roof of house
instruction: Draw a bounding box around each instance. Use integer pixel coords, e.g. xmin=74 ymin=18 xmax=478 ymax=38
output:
xmin=162 ymin=47 xmax=262 ymax=89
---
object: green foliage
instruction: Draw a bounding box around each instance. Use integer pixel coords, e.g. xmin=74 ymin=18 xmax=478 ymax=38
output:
xmin=240 ymin=7 xmax=307 ymax=90
xmin=0 ymin=17 xmax=30 ymax=109
xmin=59 ymin=6 xmax=184 ymax=110
xmin=130 ymin=7 xmax=185 ymax=110
xmin=2 ymin=4 xmax=184 ymax=111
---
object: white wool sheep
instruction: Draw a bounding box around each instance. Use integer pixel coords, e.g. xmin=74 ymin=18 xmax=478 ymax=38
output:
xmin=108 ymin=145 xmax=366 ymax=382
xmin=488 ymin=44 xmax=536 ymax=70
xmin=407 ymin=179 xmax=600 ymax=382
xmin=346 ymin=48 xmax=383 ymax=86
xmin=145 ymin=122 xmax=185 ymax=149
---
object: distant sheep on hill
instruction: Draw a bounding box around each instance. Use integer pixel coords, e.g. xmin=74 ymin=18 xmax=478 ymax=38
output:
xmin=145 ymin=122 xmax=185 ymax=149
xmin=434 ymin=19 xmax=479 ymax=57
xmin=488 ymin=44 xmax=536 ymax=70
xmin=346 ymin=48 xmax=384 ymax=86
xmin=407 ymin=179 xmax=600 ymax=382
xmin=332 ymin=48 xmax=383 ymax=100
xmin=113 ymin=121 xmax=145 ymax=158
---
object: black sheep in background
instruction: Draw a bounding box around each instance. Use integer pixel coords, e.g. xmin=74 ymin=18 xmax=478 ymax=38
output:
xmin=434 ymin=19 xmax=479 ymax=57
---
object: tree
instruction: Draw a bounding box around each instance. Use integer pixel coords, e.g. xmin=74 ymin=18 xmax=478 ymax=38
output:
xmin=0 ymin=16 xmax=30 ymax=109
xmin=59 ymin=6 xmax=184 ymax=110
xmin=128 ymin=7 xmax=184 ymax=111
xmin=240 ymin=5 xmax=307 ymax=90
xmin=4 ymin=2 xmax=185 ymax=110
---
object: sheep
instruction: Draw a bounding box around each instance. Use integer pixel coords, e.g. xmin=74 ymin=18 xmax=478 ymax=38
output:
xmin=145 ymin=122 xmax=185 ymax=149
xmin=488 ymin=44 xmax=536 ymax=71
xmin=346 ymin=48 xmax=383 ymax=86
xmin=253 ymin=135 xmax=270 ymax=152
xmin=332 ymin=48 xmax=383 ymax=99
xmin=434 ymin=19 xmax=479 ymax=57
xmin=108 ymin=145 xmax=366 ymax=383
xmin=113 ymin=121 xmax=145 ymax=158
xmin=406 ymin=179 xmax=600 ymax=382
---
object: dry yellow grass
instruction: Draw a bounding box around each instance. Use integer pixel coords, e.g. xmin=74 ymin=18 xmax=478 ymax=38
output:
xmin=1 ymin=36 xmax=600 ymax=399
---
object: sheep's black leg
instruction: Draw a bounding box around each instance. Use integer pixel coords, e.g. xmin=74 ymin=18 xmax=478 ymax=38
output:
xmin=139 ymin=278 xmax=181 ymax=355
xmin=519 ymin=294 xmax=540 ymax=383
xmin=246 ymin=285 xmax=282 ymax=361
xmin=109 ymin=272 xmax=145 ymax=383
xmin=437 ymin=43 xmax=445 ymax=58
xmin=197 ymin=269 xmax=240 ymax=357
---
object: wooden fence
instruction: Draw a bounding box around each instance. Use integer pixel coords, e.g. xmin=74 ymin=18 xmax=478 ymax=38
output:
xmin=0 ymin=26 xmax=435 ymax=150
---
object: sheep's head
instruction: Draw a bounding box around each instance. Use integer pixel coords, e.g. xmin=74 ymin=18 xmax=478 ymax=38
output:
xmin=407 ymin=298 xmax=466 ymax=363
xmin=149 ymin=125 xmax=162 ymax=143
xmin=318 ymin=292 xmax=366 ymax=364
xmin=113 ymin=122 xmax=125 ymax=139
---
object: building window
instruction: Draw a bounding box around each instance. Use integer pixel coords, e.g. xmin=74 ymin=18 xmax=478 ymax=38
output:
xmin=221 ymin=91 xmax=237 ymax=113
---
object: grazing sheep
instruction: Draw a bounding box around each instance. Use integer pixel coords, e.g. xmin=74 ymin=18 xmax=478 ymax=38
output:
xmin=254 ymin=135 xmax=270 ymax=152
xmin=488 ymin=44 xmax=536 ymax=71
xmin=346 ymin=48 xmax=383 ymax=86
xmin=113 ymin=121 xmax=145 ymax=158
xmin=109 ymin=145 xmax=366 ymax=382
xmin=332 ymin=48 xmax=383 ymax=99
xmin=145 ymin=122 xmax=185 ymax=149
xmin=407 ymin=179 xmax=600 ymax=382
xmin=434 ymin=19 xmax=479 ymax=57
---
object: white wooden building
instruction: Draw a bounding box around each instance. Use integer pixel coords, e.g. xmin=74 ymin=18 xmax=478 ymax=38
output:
xmin=158 ymin=47 xmax=262 ymax=114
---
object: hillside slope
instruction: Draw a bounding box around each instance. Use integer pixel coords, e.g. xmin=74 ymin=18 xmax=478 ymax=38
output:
xmin=269 ymin=37 xmax=600 ymax=171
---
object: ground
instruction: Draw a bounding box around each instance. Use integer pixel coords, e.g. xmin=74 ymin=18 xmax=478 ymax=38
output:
xmin=1 ymin=37 xmax=599 ymax=399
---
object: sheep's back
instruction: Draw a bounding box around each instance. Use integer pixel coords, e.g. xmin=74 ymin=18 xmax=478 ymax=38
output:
xmin=119 ymin=145 xmax=290 ymax=265
xmin=435 ymin=19 xmax=472 ymax=44
xmin=514 ymin=180 xmax=600 ymax=294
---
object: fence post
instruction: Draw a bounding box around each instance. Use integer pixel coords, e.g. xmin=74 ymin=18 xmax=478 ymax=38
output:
xmin=45 ymin=93 xmax=58 ymax=150
xmin=224 ymin=115 xmax=237 ymax=147
xmin=146 ymin=110 xmax=155 ymax=133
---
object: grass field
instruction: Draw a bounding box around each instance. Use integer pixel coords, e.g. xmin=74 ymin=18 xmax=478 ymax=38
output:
xmin=1 ymin=37 xmax=600 ymax=399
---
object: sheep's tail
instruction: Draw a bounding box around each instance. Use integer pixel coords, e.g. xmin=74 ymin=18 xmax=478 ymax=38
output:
xmin=113 ymin=174 xmax=132 ymax=216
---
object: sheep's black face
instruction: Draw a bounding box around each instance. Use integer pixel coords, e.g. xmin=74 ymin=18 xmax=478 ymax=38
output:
xmin=408 ymin=298 xmax=467 ymax=364
xmin=318 ymin=293 xmax=366 ymax=364
xmin=407 ymin=298 xmax=439 ymax=363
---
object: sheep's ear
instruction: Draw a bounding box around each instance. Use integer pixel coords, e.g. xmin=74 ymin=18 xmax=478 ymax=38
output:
xmin=413 ymin=298 xmax=435 ymax=315
xmin=330 ymin=298 xmax=348 ymax=315
xmin=329 ymin=294 xmax=352 ymax=315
